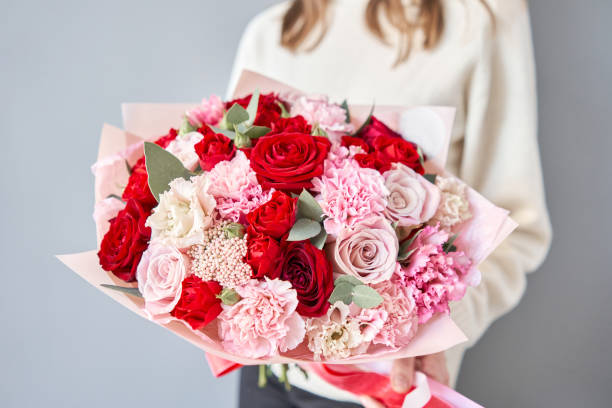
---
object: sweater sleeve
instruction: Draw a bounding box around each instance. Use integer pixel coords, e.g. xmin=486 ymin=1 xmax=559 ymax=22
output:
xmin=449 ymin=2 xmax=552 ymax=347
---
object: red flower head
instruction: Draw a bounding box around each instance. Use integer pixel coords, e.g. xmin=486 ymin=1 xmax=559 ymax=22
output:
xmin=225 ymin=93 xmax=288 ymax=128
xmin=356 ymin=116 xmax=402 ymax=146
xmin=171 ymin=276 xmax=223 ymax=330
xmin=371 ymin=135 xmax=424 ymax=174
xmin=341 ymin=135 xmax=371 ymax=153
xmin=194 ymin=126 xmax=236 ymax=171
xmin=246 ymin=191 xmax=297 ymax=240
xmin=249 ymin=132 xmax=331 ymax=193
xmin=268 ymin=115 xmax=312 ymax=135
xmin=280 ymin=240 xmax=334 ymax=317
xmin=98 ymin=199 xmax=151 ymax=282
xmin=245 ymin=227 xmax=283 ymax=279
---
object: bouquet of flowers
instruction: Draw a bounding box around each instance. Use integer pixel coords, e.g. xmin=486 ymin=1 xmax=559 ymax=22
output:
xmin=59 ymin=71 xmax=516 ymax=407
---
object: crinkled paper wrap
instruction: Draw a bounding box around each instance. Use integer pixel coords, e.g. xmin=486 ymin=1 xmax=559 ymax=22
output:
xmin=57 ymin=70 xmax=517 ymax=368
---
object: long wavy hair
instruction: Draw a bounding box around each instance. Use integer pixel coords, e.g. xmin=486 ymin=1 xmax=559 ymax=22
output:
xmin=281 ymin=0 xmax=493 ymax=65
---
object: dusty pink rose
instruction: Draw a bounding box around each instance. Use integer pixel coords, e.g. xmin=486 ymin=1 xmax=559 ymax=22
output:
xmin=93 ymin=197 xmax=125 ymax=244
xmin=186 ymin=95 xmax=224 ymax=127
xmin=333 ymin=217 xmax=399 ymax=284
xmin=383 ymin=163 xmax=441 ymax=226
xmin=136 ymin=243 xmax=188 ymax=320
xmin=218 ymin=278 xmax=306 ymax=358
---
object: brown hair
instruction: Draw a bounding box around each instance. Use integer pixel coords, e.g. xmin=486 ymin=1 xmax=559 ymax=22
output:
xmin=281 ymin=0 xmax=492 ymax=65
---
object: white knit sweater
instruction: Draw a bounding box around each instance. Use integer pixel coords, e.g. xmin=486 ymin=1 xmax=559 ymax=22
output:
xmin=227 ymin=0 xmax=552 ymax=402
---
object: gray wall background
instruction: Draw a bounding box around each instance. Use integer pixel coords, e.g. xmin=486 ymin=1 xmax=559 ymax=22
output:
xmin=1 ymin=1 xmax=610 ymax=407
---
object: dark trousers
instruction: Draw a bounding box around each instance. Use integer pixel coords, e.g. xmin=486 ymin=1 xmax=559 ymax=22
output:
xmin=239 ymin=366 xmax=363 ymax=408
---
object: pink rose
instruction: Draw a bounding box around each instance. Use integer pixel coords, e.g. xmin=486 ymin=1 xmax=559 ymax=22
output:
xmin=217 ymin=279 xmax=305 ymax=358
xmin=383 ymin=163 xmax=441 ymax=226
xmin=136 ymin=243 xmax=188 ymax=320
xmin=93 ymin=197 xmax=125 ymax=244
xmin=333 ymin=217 xmax=399 ymax=284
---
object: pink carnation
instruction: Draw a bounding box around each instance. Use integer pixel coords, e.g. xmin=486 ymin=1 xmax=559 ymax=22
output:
xmin=206 ymin=151 xmax=273 ymax=222
xmin=186 ymin=95 xmax=224 ymax=127
xmin=398 ymin=225 xmax=473 ymax=323
xmin=286 ymin=94 xmax=354 ymax=142
xmin=312 ymin=158 xmax=388 ymax=236
xmin=218 ymin=279 xmax=306 ymax=358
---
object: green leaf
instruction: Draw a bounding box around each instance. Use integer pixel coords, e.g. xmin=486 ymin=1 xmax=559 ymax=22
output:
xmin=417 ymin=146 xmax=425 ymax=168
xmin=397 ymin=247 xmax=416 ymax=262
xmin=443 ymin=234 xmax=459 ymax=253
xmin=311 ymin=124 xmax=328 ymax=137
xmin=297 ymin=189 xmax=324 ymax=221
xmin=287 ymin=218 xmax=322 ymax=241
xmin=144 ymin=142 xmax=195 ymax=202
xmin=423 ymin=173 xmax=437 ymax=184
xmin=106 ymin=194 xmax=125 ymax=204
xmin=209 ymin=125 xmax=236 ymax=140
xmin=223 ymin=223 xmax=246 ymax=239
xmin=226 ymin=103 xmax=249 ymax=125
xmin=276 ymin=100 xmax=290 ymax=118
xmin=100 ymin=284 xmax=142 ymax=298
xmin=245 ymin=89 xmax=260 ymax=126
xmin=310 ymin=228 xmax=328 ymax=249
xmin=233 ymin=128 xmax=252 ymax=148
xmin=179 ymin=116 xmax=198 ymax=136
xmin=351 ymin=103 xmax=375 ymax=136
xmin=244 ymin=125 xmax=271 ymax=139
xmin=352 ymin=285 xmax=383 ymax=308
xmin=125 ymin=160 xmax=133 ymax=175
xmin=335 ymin=275 xmax=363 ymax=287
xmin=216 ymin=288 xmax=241 ymax=306
xmin=328 ymin=282 xmax=354 ymax=305
xmin=398 ymin=229 xmax=423 ymax=261
xmin=340 ymin=100 xmax=350 ymax=123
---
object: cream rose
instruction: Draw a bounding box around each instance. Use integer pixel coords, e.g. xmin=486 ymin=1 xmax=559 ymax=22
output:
xmin=383 ymin=163 xmax=441 ymax=226
xmin=136 ymin=243 xmax=188 ymax=320
xmin=146 ymin=176 xmax=215 ymax=248
xmin=333 ymin=217 xmax=399 ymax=284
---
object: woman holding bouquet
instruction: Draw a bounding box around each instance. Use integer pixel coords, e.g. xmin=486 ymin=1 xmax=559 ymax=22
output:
xmin=228 ymin=0 xmax=551 ymax=406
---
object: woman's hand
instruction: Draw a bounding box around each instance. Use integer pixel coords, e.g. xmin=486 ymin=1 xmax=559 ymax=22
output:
xmin=390 ymin=352 xmax=450 ymax=392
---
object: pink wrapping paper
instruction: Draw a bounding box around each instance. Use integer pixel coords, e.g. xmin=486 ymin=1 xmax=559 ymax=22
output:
xmin=59 ymin=70 xmax=516 ymax=374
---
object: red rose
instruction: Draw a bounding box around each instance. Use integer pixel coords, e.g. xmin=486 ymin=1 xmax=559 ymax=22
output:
xmin=226 ymin=93 xmax=287 ymax=127
xmin=98 ymin=199 xmax=151 ymax=282
xmin=357 ymin=116 xmax=402 ymax=146
xmin=170 ymin=276 xmax=223 ymax=330
xmin=249 ymin=133 xmax=331 ymax=192
xmin=245 ymin=228 xmax=282 ymax=279
xmin=122 ymin=128 xmax=179 ymax=208
xmin=280 ymin=241 xmax=334 ymax=317
xmin=122 ymin=157 xmax=156 ymax=209
xmin=194 ymin=126 xmax=236 ymax=171
xmin=371 ymin=135 xmax=424 ymax=174
xmin=269 ymin=115 xmax=312 ymax=135
xmin=341 ymin=135 xmax=371 ymax=153
xmin=246 ymin=191 xmax=297 ymax=240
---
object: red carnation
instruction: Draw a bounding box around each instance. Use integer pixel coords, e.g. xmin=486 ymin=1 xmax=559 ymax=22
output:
xmin=246 ymin=191 xmax=297 ymax=240
xmin=171 ymin=276 xmax=223 ymax=330
xmin=226 ymin=93 xmax=287 ymax=128
xmin=194 ymin=126 xmax=236 ymax=171
xmin=249 ymin=132 xmax=331 ymax=193
xmin=98 ymin=199 xmax=151 ymax=282
xmin=280 ymin=240 xmax=334 ymax=317
xmin=245 ymin=228 xmax=282 ymax=279
xmin=269 ymin=115 xmax=312 ymax=135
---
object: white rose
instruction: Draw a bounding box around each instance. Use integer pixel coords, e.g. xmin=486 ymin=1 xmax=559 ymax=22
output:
xmin=146 ymin=176 xmax=215 ymax=248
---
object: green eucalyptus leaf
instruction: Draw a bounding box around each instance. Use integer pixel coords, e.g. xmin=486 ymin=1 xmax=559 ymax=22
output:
xmin=101 ymin=284 xmax=142 ymax=298
xmin=443 ymin=234 xmax=459 ymax=253
xmin=287 ymin=218 xmax=322 ymax=241
xmin=351 ymin=103 xmax=375 ymax=136
xmin=398 ymin=229 xmax=423 ymax=260
xmin=310 ymin=228 xmax=328 ymax=250
xmin=297 ymin=189 xmax=324 ymax=221
xmin=352 ymin=285 xmax=383 ymax=309
xmin=209 ymin=125 xmax=236 ymax=140
xmin=179 ymin=116 xmax=198 ymax=136
xmin=226 ymin=103 xmax=249 ymax=125
xmin=276 ymin=100 xmax=290 ymax=118
xmin=144 ymin=142 xmax=195 ymax=202
xmin=245 ymin=89 xmax=260 ymax=126
xmin=340 ymin=100 xmax=351 ymax=123
xmin=216 ymin=288 xmax=241 ymax=306
xmin=334 ymin=275 xmax=363 ymax=287
xmin=234 ymin=129 xmax=252 ymax=148
xmin=244 ymin=125 xmax=271 ymax=139
xmin=328 ymin=282 xmax=354 ymax=305
xmin=423 ymin=173 xmax=437 ymax=184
